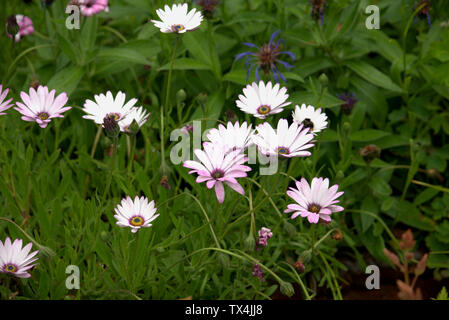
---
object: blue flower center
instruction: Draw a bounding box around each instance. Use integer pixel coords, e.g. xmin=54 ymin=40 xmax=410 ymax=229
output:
xmin=277 ymin=146 xmax=289 ymax=155
xmin=5 ymin=264 xmax=17 ymax=273
xmin=257 ymin=105 xmax=271 ymax=115
xmin=129 ymin=216 xmax=144 ymax=227
xmin=171 ymin=24 xmax=185 ymax=32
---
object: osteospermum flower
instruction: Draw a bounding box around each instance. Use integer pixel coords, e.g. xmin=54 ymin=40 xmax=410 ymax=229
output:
xmin=0 ymin=237 xmax=39 ymax=278
xmin=236 ymin=81 xmax=291 ymax=119
xmin=118 ymin=106 xmax=150 ymax=133
xmin=6 ymin=15 xmax=34 ymax=42
xmin=69 ymin=0 xmax=109 ymax=16
xmin=0 ymin=85 xmax=14 ymax=115
xmin=253 ymin=119 xmax=315 ymax=158
xmin=114 ymin=196 xmax=160 ymax=233
xmin=14 ymin=85 xmax=71 ymax=128
xmin=183 ymin=143 xmax=251 ymax=203
xmin=285 ymin=177 xmax=344 ymax=224
xmin=82 ymin=91 xmax=137 ymax=126
xmin=206 ymin=121 xmax=255 ymax=152
xmin=292 ymin=104 xmax=328 ymax=134
xmin=151 ymin=3 xmax=203 ymax=33
xmin=235 ymin=30 xmax=295 ymax=83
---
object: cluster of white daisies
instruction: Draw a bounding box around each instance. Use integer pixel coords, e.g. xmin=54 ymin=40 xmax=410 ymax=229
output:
xmin=0 ymin=3 xmax=343 ymax=280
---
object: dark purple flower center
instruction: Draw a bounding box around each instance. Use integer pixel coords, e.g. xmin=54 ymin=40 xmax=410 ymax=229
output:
xmin=106 ymin=113 xmax=120 ymax=121
xmin=211 ymin=169 xmax=224 ymax=179
xmin=37 ymin=112 xmax=50 ymax=120
xmin=302 ymin=118 xmax=314 ymax=130
xmin=129 ymin=215 xmax=144 ymax=227
xmin=308 ymin=204 xmax=321 ymax=213
xmin=277 ymin=146 xmax=290 ymax=155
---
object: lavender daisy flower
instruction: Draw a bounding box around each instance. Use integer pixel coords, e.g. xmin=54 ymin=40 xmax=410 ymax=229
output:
xmin=14 ymin=85 xmax=71 ymax=128
xmin=5 ymin=15 xmax=34 ymax=42
xmin=114 ymin=196 xmax=160 ymax=233
xmin=285 ymin=177 xmax=344 ymax=224
xmin=183 ymin=142 xmax=251 ymax=203
xmin=0 ymin=85 xmax=14 ymax=115
xmin=338 ymin=92 xmax=358 ymax=115
xmin=235 ymin=30 xmax=295 ymax=83
xmin=0 ymin=237 xmax=39 ymax=278
xmin=68 ymin=0 xmax=109 ymax=17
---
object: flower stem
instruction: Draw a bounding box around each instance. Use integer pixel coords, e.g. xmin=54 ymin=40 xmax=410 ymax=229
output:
xmin=161 ymin=35 xmax=180 ymax=175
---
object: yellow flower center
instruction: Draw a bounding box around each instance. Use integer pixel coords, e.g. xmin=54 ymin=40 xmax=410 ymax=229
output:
xmin=5 ymin=264 xmax=17 ymax=273
xmin=129 ymin=216 xmax=144 ymax=227
xmin=171 ymin=24 xmax=185 ymax=32
xmin=277 ymin=146 xmax=289 ymax=155
xmin=309 ymin=204 xmax=321 ymax=213
xmin=37 ymin=112 xmax=49 ymax=120
xmin=257 ymin=105 xmax=271 ymax=115
xmin=107 ymin=113 xmax=120 ymax=121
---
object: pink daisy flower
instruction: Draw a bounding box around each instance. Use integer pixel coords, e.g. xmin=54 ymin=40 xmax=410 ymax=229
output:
xmin=257 ymin=227 xmax=273 ymax=247
xmin=14 ymin=86 xmax=71 ymax=128
xmin=114 ymin=196 xmax=159 ymax=233
xmin=0 ymin=237 xmax=39 ymax=278
xmin=285 ymin=177 xmax=344 ymax=224
xmin=0 ymin=85 xmax=14 ymax=115
xmin=6 ymin=15 xmax=34 ymax=42
xmin=74 ymin=0 xmax=109 ymax=17
xmin=183 ymin=143 xmax=251 ymax=203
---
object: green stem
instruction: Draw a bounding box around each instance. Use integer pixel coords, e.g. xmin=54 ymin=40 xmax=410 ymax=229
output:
xmin=160 ymin=35 xmax=180 ymax=175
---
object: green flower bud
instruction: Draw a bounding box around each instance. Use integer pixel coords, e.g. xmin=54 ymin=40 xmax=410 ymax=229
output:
xmin=343 ymin=121 xmax=351 ymax=132
xmin=280 ymin=281 xmax=295 ymax=297
xmin=37 ymin=244 xmax=56 ymax=259
xmin=176 ymin=89 xmax=187 ymax=103
xmin=197 ymin=92 xmax=208 ymax=105
xmin=318 ymin=73 xmax=328 ymax=86
xmin=300 ymin=250 xmax=312 ymax=264
xmin=100 ymin=231 xmax=109 ymax=241
xmin=283 ymin=221 xmax=296 ymax=237
xmin=126 ymin=119 xmax=140 ymax=136
xmin=336 ymin=170 xmax=345 ymax=180
xmin=218 ymin=253 xmax=230 ymax=268
xmin=244 ymin=234 xmax=256 ymax=252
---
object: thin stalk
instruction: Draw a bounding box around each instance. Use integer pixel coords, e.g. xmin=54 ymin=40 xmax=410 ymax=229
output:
xmin=161 ymin=36 xmax=180 ymax=175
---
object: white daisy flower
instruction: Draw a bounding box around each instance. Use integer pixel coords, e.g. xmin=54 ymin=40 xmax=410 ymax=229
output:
xmin=206 ymin=121 xmax=255 ymax=152
xmin=0 ymin=237 xmax=39 ymax=278
xmin=292 ymin=104 xmax=328 ymax=134
xmin=118 ymin=106 xmax=150 ymax=133
xmin=236 ymin=81 xmax=291 ymax=119
xmin=82 ymin=91 xmax=138 ymax=125
xmin=253 ymin=118 xmax=315 ymax=158
xmin=151 ymin=3 xmax=203 ymax=34
xmin=114 ymin=196 xmax=159 ymax=233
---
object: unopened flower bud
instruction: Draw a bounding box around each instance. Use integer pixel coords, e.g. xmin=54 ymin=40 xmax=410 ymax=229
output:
xmin=343 ymin=121 xmax=351 ymax=132
xmin=283 ymin=221 xmax=296 ymax=237
xmin=280 ymin=281 xmax=294 ymax=297
xmin=160 ymin=175 xmax=170 ymax=190
xmin=294 ymin=259 xmax=306 ymax=273
xmin=331 ymin=229 xmax=343 ymax=241
xmin=197 ymin=92 xmax=208 ymax=105
xmin=103 ymin=115 xmax=120 ymax=139
xmin=126 ymin=119 xmax=140 ymax=136
xmin=319 ymin=73 xmax=328 ymax=86
xmin=100 ymin=231 xmax=109 ymax=241
xmin=218 ymin=253 xmax=230 ymax=268
xmin=300 ymin=250 xmax=312 ymax=264
xmin=244 ymin=234 xmax=256 ymax=252
xmin=176 ymin=89 xmax=187 ymax=103
xmin=335 ymin=170 xmax=345 ymax=180
xmin=6 ymin=15 xmax=20 ymax=38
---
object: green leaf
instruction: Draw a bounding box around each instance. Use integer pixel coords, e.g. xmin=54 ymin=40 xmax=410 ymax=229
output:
xmin=158 ymin=58 xmax=211 ymax=71
xmin=56 ymin=34 xmax=79 ymax=65
xmin=47 ymin=66 xmax=84 ymax=95
xmin=223 ymin=69 xmax=247 ymax=85
xmin=97 ymin=48 xmax=150 ymax=65
xmin=345 ymin=60 xmax=402 ymax=93
xmin=369 ymin=176 xmax=392 ymax=197
xmin=350 ymin=129 xmax=390 ymax=142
